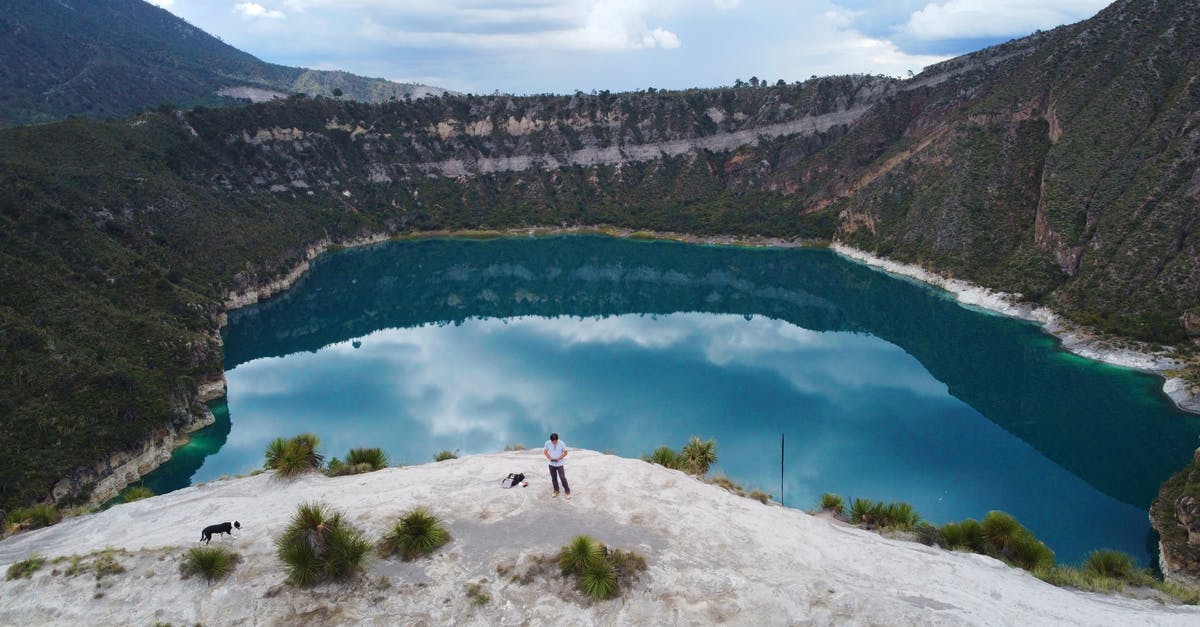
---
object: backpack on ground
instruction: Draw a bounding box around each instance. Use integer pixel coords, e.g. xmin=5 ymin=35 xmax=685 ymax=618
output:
xmin=501 ymin=472 xmax=525 ymax=488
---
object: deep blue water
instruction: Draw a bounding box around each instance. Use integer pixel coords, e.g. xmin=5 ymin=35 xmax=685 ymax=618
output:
xmin=139 ymin=236 xmax=1200 ymax=565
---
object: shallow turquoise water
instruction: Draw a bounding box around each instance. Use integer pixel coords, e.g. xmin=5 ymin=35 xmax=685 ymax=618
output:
xmin=141 ymin=236 xmax=1200 ymax=565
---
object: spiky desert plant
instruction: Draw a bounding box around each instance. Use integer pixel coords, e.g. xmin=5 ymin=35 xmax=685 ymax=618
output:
xmin=820 ymin=493 xmax=845 ymax=516
xmin=642 ymin=446 xmax=682 ymax=470
xmin=120 ymin=486 xmax=155 ymax=503
xmin=379 ymin=507 xmax=451 ymax=561
xmin=275 ymin=501 xmax=369 ymax=586
xmin=559 ymin=535 xmax=605 ymax=576
xmin=849 ymin=498 xmax=875 ymax=525
xmin=1083 ymin=550 xmax=1135 ymax=580
xmin=980 ymin=511 xmax=1024 ymax=558
xmin=882 ymin=502 xmax=920 ymax=531
xmin=265 ymin=434 xmax=325 ymax=477
xmin=958 ymin=518 xmax=985 ymax=553
xmin=181 ymin=546 xmax=239 ymax=582
xmin=579 ymin=559 xmax=618 ymax=600
xmin=346 ymin=447 xmax=389 ymax=470
xmin=1008 ymin=533 xmax=1055 ymax=571
xmin=5 ymin=505 xmax=62 ymax=533
xmin=434 ymin=450 xmax=458 ymax=462
xmin=679 ymin=436 xmax=717 ymax=476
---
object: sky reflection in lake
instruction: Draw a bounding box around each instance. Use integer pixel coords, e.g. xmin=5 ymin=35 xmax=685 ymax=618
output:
xmin=211 ymin=312 xmax=1154 ymax=565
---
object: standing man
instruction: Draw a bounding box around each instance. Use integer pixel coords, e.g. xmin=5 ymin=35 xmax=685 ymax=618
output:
xmin=543 ymin=432 xmax=571 ymax=499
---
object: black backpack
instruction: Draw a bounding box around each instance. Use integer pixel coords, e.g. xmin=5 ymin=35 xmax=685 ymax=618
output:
xmin=502 ymin=472 xmax=525 ymax=488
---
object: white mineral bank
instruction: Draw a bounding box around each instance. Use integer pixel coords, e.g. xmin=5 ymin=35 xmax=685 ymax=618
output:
xmin=2 ymin=451 xmax=1198 ymax=626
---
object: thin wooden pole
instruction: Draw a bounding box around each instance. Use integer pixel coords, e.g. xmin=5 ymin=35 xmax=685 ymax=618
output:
xmin=780 ymin=432 xmax=785 ymax=507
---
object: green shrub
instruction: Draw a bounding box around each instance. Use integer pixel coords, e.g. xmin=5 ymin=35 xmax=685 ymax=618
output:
xmin=579 ymin=560 xmax=618 ymax=599
xmin=434 ymin=450 xmax=458 ymax=462
xmin=559 ymin=535 xmax=604 ymax=576
xmin=881 ymin=502 xmax=920 ymax=531
xmin=915 ymin=522 xmax=944 ymax=547
xmin=181 ymin=546 xmax=239 ymax=582
xmin=503 ymin=443 xmax=527 ymax=451
xmin=276 ymin=502 xmax=370 ymax=586
xmin=379 ymin=507 xmax=451 ymax=561
xmin=1007 ymin=533 xmax=1055 ymax=571
xmin=5 ymin=505 xmax=62 ymax=534
xmin=93 ymin=551 xmax=126 ymax=579
xmin=1083 ymin=550 xmax=1136 ymax=581
xmin=820 ymin=493 xmax=845 ymax=516
xmin=6 ymin=556 xmax=46 ymax=580
xmin=849 ymin=498 xmax=874 ymax=525
xmin=748 ymin=489 xmax=770 ymax=504
xmin=346 ymin=447 xmax=388 ymax=470
xmin=265 ymin=434 xmax=325 ymax=477
xmin=120 ymin=486 xmax=155 ymax=503
xmin=679 ymin=437 xmax=718 ymax=476
xmin=980 ymin=511 xmax=1023 ymax=556
xmin=642 ymin=446 xmax=682 ymax=470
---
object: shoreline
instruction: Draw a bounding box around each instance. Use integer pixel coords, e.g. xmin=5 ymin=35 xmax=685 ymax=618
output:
xmin=829 ymin=242 xmax=1200 ymax=415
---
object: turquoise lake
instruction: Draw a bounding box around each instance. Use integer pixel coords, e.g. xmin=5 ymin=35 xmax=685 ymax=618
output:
xmin=140 ymin=236 xmax=1200 ymax=565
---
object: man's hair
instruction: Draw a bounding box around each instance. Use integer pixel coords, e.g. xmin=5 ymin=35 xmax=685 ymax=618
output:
xmin=550 ymin=433 xmax=559 ymax=441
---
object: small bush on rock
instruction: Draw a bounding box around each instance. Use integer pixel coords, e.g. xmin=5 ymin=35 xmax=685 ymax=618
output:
xmin=820 ymin=493 xmax=845 ymax=516
xmin=642 ymin=446 xmax=682 ymax=470
xmin=1083 ymin=550 xmax=1136 ymax=581
xmin=265 ymin=434 xmax=324 ymax=477
xmin=181 ymin=546 xmax=239 ymax=582
xmin=4 ymin=505 xmax=62 ymax=534
xmin=556 ymin=536 xmax=647 ymax=601
xmin=120 ymin=486 xmax=155 ymax=503
xmin=6 ymin=556 xmax=46 ymax=580
xmin=434 ymin=450 xmax=458 ymax=462
xmin=276 ymin=501 xmax=370 ymax=586
xmin=379 ymin=507 xmax=450 ymax=561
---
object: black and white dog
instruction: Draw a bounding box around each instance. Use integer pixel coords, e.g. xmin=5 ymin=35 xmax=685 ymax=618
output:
xmin=199 ymin=520 xmax=240 ymax=544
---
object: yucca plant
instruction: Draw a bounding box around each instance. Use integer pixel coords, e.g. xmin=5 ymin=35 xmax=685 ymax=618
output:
xmin=679 ymin=437 xmax=718 ymax=476
xmin=849 ymin=498 xmax=874 ymax=525
xmin=579 ymin=560 xmax=618 ymax=600
xmin=559 ymin=535 xmax=605 ymax=576
xmin=642 ymin=446 xmax=682 ymax=470
xmin=265 ymin=434 xmax=324 ymax=477
xmin=5 ymin=505 xmax=62 ymax=533
xmin=181 ymin=546 xmax=239 ymax=582
xmin=980 ymin=511 xmax=1024 ymax=558
xmin=1008 ymin=534 xmax=1055 ymax=571
xmin=882 ymin=502 xmax=920 ymax=531
xmin=120 ymin=486 xmax=155 ymax=503
xmin=275 ymin=501 xmax=369 ymax=586
xmin=346 ymin=447 xmax=389 ymax=470
xmin=1083 ymin=550 xmax=1135 ymax=580
xmin=820 ymin=493 xmax=845 ymax=516
xmin=379 ymin=507 xmax=451 ymax=561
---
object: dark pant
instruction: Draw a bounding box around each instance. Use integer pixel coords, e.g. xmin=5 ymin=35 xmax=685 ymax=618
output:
xmin=549 ymin=464 xmax=570 ymax=494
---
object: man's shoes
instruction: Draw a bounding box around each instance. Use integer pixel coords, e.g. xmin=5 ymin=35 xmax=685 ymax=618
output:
xmin=553 ymin=491 xmax=559 ymax=497
xmin=565 ymin=493 xmax=572 ymax=500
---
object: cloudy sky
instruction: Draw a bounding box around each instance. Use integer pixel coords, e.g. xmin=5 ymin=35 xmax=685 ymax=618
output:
xmin=147 ymin=0 xmax=1109 ymax=94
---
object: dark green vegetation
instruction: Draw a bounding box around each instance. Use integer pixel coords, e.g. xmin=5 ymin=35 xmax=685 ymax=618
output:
xmin=264 ymin=434 xmax=324 ymax=477
xmin=641 ymin=437 xmax=718 ymax=476
xmin=180 ymin=546 xmax=240 ymax=583
xmin=434 ymin=450 xmax=459 ymax=462
xmin=325 ymin=447 xmax=389 ymax=477
xmin=557 ymin=535 xmax=647 ymax=601
xmin=0 ymin=0 xmax=1196 ymax=570
xmin=119 ymin=486 xmax=154 ymax=503
xmin=1151 ymin=454 xmax=1200 ymax=586
xmin=0 ymin=0 xmax=436 ymax=128
xmin=3 ymin=505 xmax=62 ymax=536
xmin=275 ymin=501 xmax=371 ymax=586
xmin=5 ymin=555 xmax=46 ymax=580
xmin=378 ymin=507 xmax=451 ymax=561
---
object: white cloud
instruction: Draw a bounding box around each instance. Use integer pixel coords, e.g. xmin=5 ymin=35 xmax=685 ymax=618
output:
xmin=899 ymin=0 xmax=1107 ymax=40
xmin=234 ymin=2 xmax=286 ymax=20
xmin=712 ymin=0 xmax=740 ymax=8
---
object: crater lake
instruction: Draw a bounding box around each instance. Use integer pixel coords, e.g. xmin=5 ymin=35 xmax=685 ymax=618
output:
xmin=140 ymin=236 xmax=1200 ymax=565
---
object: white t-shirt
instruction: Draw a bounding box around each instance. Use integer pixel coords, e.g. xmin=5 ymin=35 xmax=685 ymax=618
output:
xmin=544 ymin=440 xmax=568 ymax=467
